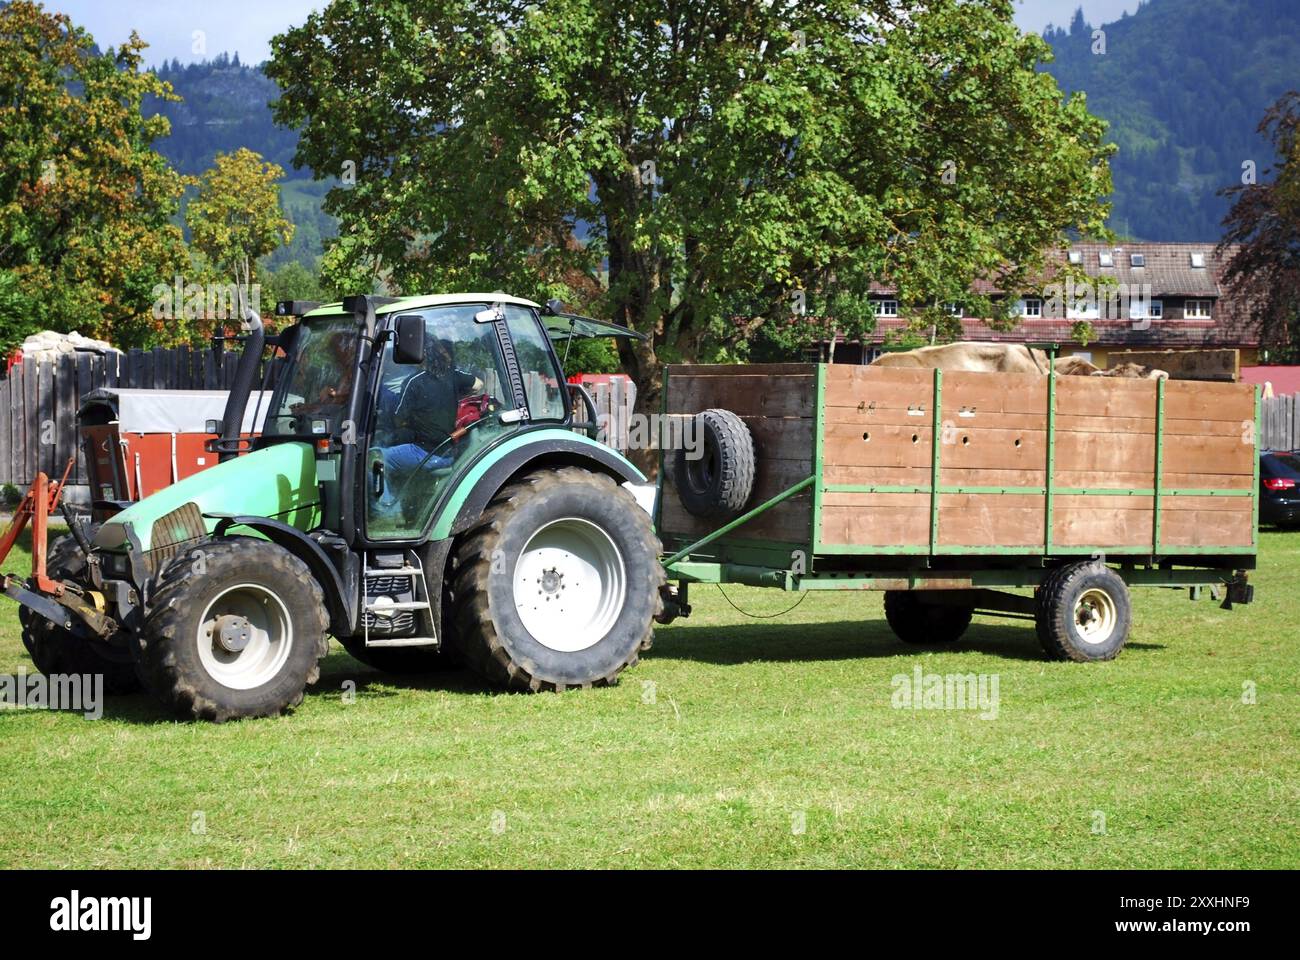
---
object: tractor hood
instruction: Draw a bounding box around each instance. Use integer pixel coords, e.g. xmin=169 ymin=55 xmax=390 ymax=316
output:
xmin=93 ymin=442 xmax=319 ymax=552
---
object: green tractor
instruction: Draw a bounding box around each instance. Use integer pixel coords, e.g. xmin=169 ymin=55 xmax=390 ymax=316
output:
xmin=3 ymin=294 xmax=664 ymax=720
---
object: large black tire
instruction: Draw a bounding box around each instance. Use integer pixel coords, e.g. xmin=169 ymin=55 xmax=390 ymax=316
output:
xmin=1036 ymin=562 xmax=1132 ymax=662
xmin=883 ymin=591 xmax=973 ymax=645
xmin=338 ymin=636 xmax=459 ymax=673
xmin=452 ymin=467 xmax=664 ymax=691
xmin=134 ymin=538 xmax=330 ymax=721
xmin=673 ymin=408 xmax=755 ymax=519
xmin=19 ymin=527 xmax=140 ymax=695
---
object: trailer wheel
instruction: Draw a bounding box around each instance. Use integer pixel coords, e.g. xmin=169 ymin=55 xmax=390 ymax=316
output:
xmin=135 ymin=538 xmax=330 ymax=721
xmin=452 ymin=467 xmax=664 ymax=691
xmin=1036 ymin=563 xmax=1131 ymax=662
xmin=883 ymin=591 xmax=973 ymax=646
xmin=19 ymin=528 xmax=140 ymax=695
xmin=673 ymin=408 xmax=755 ymax=519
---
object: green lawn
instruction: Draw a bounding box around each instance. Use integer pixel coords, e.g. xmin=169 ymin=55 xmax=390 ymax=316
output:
xmin=1 ymin=527 xmax=1296 ymax=869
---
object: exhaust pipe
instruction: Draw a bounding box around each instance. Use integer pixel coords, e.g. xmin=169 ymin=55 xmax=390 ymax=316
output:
xmin=217 ymin=307 xmax=265 ymax=463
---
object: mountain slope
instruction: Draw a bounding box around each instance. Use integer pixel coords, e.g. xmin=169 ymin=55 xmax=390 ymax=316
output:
xmin=1042 ymin=0 xmax=1300 ymax=240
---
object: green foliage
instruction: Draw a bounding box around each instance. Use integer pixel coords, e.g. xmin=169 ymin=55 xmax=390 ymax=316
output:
xmin=186 ymin=148 xmax=294 ymax=293
xmin=1043 ymin=0 xmax=1300 ymax=240
xmin=268 ymin=0 xmax=1111 ymax=402
xmin=259 ymin=260 xmax=324 ymax=310
xmin=558 ymin=336 xmax=620 ymax=377
xmin=0 ymin=1 xmax=191 ymax=351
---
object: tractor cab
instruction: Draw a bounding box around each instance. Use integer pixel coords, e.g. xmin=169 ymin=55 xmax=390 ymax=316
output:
xmin=261 ymin=295 xmax=574 ymax=542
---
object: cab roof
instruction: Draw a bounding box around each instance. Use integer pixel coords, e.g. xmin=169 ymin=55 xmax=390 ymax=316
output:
xmin=303 ymin=293 xmax=540 ymax=319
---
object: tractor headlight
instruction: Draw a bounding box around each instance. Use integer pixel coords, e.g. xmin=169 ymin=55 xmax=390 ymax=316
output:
xmin=100 ymin=551 xmax=130 ymax=580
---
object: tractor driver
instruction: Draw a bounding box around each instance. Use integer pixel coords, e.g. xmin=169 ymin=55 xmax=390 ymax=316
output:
xmin=376 ymin=338 xmax=485 ymax=494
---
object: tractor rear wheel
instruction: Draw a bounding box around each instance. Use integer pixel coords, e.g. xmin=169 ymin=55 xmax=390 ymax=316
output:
xmin=135 ymin=538 xmax=330 ymax=721
xmin=452 ymin=467 xmax=663 ymax=691
xmin=20 ymin=527 xmax=140 ymax=694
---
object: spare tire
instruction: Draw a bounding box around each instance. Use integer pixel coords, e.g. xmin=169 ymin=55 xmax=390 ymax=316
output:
xmin=673 ymin=408 xmax=755 ymax=519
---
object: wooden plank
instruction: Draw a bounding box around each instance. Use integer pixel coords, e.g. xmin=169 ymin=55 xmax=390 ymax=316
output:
xmin=938 ymin=370 xmax=1048 ymax=416
xmin=1163 ymin=379 xmax=1255 ymax=423
xmin=667 ymin=373 xmax=814 ymax=418
xmin=822 ymin=422 xmax=933 ymax=471
xmin=15 ymin=363 xmax=29 ymax=485
xmin=36 ymin=360 xmax=53 ymax=477
xmin=0 ymin=375 xmax=10 ymax=486
xmin=823 ymin=364 xmax=933 ymax=409
xmin=938 ymin=493 xmax=1044 ymax=547
xmin=1053 ymin=495 xmax=1154 ymax=547
xmin=56 ymin=355 xmax=76 ymax=481
xmin=1054 ymin=430 xmax=1155 ymax=477
xmin=1161 ymin=499 xmax=1253 ymax=547
xmin=1055 ymin=376 xmax=1157 ymax=419
xmin=821 ymin=493 xmax=929 ymax=547
xmin=660 ymin=456 xmax=812 ymax=543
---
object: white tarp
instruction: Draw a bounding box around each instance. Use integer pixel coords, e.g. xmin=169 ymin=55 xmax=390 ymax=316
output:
xmin=111 ymin=390 xmax=272 ymax=434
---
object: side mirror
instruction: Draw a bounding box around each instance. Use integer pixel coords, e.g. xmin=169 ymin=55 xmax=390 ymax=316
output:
xmin=393 ymin=315 xmax=425 ymax=365
xmin=544 ymin=298 xmax=565 ymax=316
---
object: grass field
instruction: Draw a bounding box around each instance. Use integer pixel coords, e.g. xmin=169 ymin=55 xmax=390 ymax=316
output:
xmin=1 ymin=527 xmax=1296 ymax=869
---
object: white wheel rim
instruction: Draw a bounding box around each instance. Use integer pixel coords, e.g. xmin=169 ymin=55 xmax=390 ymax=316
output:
xmin=513 ymin=517 xmax=626 ymax=652
xmin=1074 ymin=588 xmax=1118 ymax=645
xmin=196 ymin=584 xmax=293 ymax=690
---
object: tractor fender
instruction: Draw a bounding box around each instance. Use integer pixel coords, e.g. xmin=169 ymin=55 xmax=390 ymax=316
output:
xmin=445 ymin=434 xmax=646 ymax=539
xmin=211 ymin=515 xmax=352 ymax=634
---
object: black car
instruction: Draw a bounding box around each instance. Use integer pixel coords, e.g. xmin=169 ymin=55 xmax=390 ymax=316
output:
xmin=1260 ymin=452 xmax=1300 ymax=526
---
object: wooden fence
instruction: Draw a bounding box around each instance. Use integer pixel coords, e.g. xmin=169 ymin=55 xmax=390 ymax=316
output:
xmin=1 ymin=349 xmax=637 ymax=490
xmin=1261 ymin=394 xmax=1300 ymax=452
xmin=0 ymin=347 xmax=276 ymax=489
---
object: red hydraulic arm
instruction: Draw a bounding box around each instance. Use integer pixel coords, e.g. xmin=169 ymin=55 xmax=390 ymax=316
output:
xmin=0 ymin=458 xmax=76 ymax=595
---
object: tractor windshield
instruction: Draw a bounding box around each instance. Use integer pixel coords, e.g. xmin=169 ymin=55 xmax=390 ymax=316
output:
xmin=264 ymin=315 xmax=360 ymax=438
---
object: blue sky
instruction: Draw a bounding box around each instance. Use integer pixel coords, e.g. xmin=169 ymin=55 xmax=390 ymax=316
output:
xmin=52 ymin=0 xmax=1143 ymax=66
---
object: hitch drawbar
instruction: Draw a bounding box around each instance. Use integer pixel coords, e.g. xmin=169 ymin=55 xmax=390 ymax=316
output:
xmin=0 ymin=459 xmax=112 ymax=639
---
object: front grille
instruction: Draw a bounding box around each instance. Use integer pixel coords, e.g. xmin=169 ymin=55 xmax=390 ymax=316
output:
xmin=366 ymin=575 xmax=413 ymax=596
xmin=147 ymin=502 xmax=207 ymax=574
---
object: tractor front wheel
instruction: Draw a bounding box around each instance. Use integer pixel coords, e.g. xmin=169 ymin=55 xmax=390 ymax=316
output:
xmin=135 ymin=538 xmax=330 ymax=721
xmin=452 ymin=468 xmax=663 ymax=691
xmin=20 ymin=528 xmax=140 ymax=694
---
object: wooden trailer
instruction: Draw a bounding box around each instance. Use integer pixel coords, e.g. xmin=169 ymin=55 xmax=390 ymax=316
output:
xmin=655 ymin=363 xmax=1258 ymax=660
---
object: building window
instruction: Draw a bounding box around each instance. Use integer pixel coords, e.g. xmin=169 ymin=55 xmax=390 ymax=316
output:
xmin=1190 ymin=252 xmax=1206 ymax=268
xmin=873 ymin=300 xmax=898 ymax=317
xmin=1185 ymin=299 xmax=1213 ymax=319
xmin=1068 ymin=251 xmax=1082 ymax=265
xmin=1098 ymin=251 xmax=1114 ymax=267
xmin=1128 ymin=298 xmax=1163 ymax=321
xmin=944 ymin=302 xmax=963 ymax=318
xmin=1019 ymin=298 xmax=1043 ymax=318
xmin=1130 ymin=253 xmax=1145 ymax=267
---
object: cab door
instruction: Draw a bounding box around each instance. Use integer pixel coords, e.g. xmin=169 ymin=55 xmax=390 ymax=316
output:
xmin=365 ymin=304 xmax=519 ymax=540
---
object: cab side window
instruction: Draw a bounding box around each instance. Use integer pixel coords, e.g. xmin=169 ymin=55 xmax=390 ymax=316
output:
xmin=503 ymin=305 xmax=567 ymax=421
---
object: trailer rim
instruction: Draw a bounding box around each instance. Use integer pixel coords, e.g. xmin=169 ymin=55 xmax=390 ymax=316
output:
xmin=1074 ymin=587 xmax=1118 ymax=645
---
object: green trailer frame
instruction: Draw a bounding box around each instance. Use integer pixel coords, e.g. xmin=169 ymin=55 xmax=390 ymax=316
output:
xmin=656 ymin=362 xmax=1259 ymax=608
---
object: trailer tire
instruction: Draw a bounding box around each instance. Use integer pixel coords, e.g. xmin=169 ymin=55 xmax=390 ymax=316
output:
xmin=883 ymin=591 xmax=973 ymax=645
xmin=1036 ymin=562 xmax=1131 ymax=662
xmin=19 ymin=529 xmax=140 ymax=695
xmin=673 ymin=408 xmax=755 ymax=519
xmin=135 ymin=538 xmax=330 ymax=721
xmin=452 ymin=467 xmax=663 ymax=691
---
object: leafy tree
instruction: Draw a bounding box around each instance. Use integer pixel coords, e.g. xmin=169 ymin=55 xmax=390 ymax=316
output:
xmin=268 ymin=0 xmax=1111 ymax=427
xmin=0 ymin=0 xmax=191 ymax=350
xmin=260 ymin=259 xmax=324 ymax=307
xmin=1218 ymin=91 xmax=1300 ymax=360
xmin=186 ymin=148 xmax=295 ymax=306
